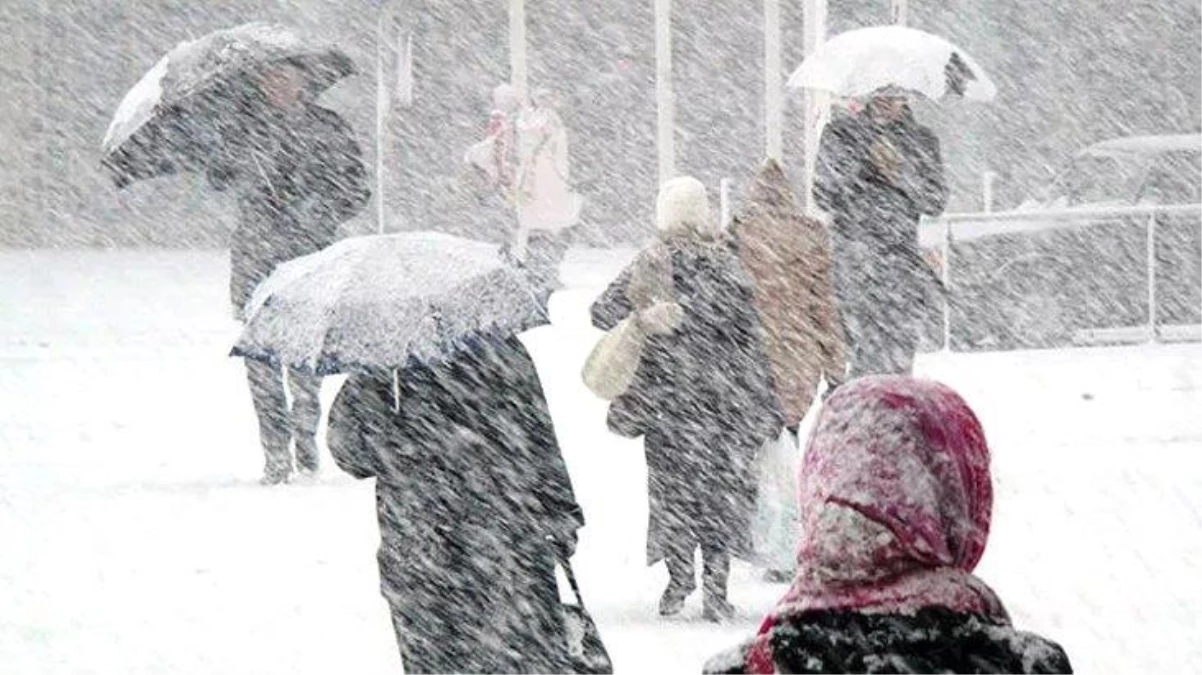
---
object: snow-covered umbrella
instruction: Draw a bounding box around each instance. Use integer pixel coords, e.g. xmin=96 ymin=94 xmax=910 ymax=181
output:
xmin=788 ymin=25 xmax=996 ymax=102
xmin=101 ymin=22 xmax=354 ymax=188
xmin=232 ymin=232 xmax=549 ymax=375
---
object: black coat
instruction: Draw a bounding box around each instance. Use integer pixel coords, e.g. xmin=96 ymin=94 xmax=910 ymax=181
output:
xmin=214 ymin=102 xmax=370 ymax=311
xmin=327 ymin=336 xmax=584 ymax=674
xmin=591 ymin=239 xmax=781 ymax=564
xmin=813 ymin=108 xmax=947 ymax=371
xmin=704 ymin=607 xmax=1073 ymax=674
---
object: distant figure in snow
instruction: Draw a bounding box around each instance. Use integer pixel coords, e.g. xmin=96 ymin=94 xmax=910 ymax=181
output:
xmin=703 ymin=376 xmax=1072 ymax=674
xmin=327 ymin=335 xmax=586 ymax=673
xmin=729 ymin=158 xmax=846 ymax=580
xmin=208 ymin=61 xmax=370 ymax=484
xmin=813 ymin=86 xmax=947 ymax=378
xmin=591 ymin=176 xmax=781 ymax=622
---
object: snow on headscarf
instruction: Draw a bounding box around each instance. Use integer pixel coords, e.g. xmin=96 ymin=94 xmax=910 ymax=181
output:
xmin=747 ymin=376 xmax=1007 ymax=673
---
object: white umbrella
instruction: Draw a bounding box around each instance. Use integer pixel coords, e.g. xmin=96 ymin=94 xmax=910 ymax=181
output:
xmin=232 ymin=232 xmax=548 ymax=374
xmin=788 ymin=25 xmax=996 ymax=102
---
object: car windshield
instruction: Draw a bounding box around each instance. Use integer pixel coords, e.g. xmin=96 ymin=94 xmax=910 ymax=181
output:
xmin=1138 ymin=151 xmax=1202 ymax=204
xmin=1045 ymin=152 xmax=1146 ymax=206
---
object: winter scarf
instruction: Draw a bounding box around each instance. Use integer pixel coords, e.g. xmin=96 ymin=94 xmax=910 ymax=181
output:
xmin=747 ymin=376 xmax=1007 ymax=674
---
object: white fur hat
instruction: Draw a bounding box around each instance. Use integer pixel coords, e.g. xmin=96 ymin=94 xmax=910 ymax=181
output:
xmin=655 ymin=176 xmax=716 ymax=238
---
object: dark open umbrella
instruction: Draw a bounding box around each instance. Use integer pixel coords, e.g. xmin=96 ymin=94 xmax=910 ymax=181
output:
xmin=101 ymin=22 xmax=354 ymax=188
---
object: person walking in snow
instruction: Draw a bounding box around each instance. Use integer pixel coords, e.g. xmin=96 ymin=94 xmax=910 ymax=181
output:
xmin=209 ymin=61 xmax=370 ymax=484
xmin=729 ymin=158 xmax=846 ymax=580
xmin=813 ymin=87 xmax=947 ymax=378
xmin=703 ymin=376 xmax=1072 ymax=674
xmin=591 ymin=176 xmax=781 ymax=622
xmin=327 ymin=335 xmax=585 ymax=673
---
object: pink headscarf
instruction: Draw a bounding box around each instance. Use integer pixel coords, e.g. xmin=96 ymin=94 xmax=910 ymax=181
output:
xmin=747 ymin=376 xmax=1007 ymax=674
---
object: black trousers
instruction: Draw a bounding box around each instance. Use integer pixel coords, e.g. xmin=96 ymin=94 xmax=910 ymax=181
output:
xmin=245 ymin=359 xmax=322 ymax=472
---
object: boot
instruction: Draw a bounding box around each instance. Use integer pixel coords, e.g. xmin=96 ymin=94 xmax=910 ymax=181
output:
xmin=294 ymin=435 xmax=320 ymax=475
xmin=701 ymin=548 xmax=734 ymax=622
xmin=658 ymin=550 xmax=696 ymax=617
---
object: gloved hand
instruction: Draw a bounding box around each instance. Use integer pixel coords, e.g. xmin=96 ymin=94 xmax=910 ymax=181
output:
xmin=547 ymin=529 xmax=578 ymax=561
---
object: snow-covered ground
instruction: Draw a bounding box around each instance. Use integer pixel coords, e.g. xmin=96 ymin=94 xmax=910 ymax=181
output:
xmin=2 ymin=248 xmax=1199 ymax=673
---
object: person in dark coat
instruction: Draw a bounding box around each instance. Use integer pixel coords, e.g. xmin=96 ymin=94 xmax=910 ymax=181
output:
xmin=813 ymin=88 xmax=948 ymax=378
xmin=591 ymin=177 xmax=781 ymax=622
xmin=703 ymin=376 xmax=1072 ymax=674
xmin=327 ymin=334 xmax=586 ymax=674
xmin=209 ymin=62 xmax=370 ymax=484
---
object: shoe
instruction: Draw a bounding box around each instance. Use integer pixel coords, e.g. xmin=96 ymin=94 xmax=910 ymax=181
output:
xmin=291 ymin=466 xmax=319 ymax=485
xmin=658 ymin=582 xmax=694 ymax=617
xmin=702 ymin=595 xmax=736 ymax=623
xmin=260 ymin=463 xmax=292 ymax=486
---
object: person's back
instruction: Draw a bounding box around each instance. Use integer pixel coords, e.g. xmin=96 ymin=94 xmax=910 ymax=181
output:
xmin=328 ymin=335 xmax=583 ymax=673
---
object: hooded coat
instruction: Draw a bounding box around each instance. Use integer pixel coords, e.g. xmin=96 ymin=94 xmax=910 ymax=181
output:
xmin=730 ymin=159 xmax=847 ymax=426
xmin=591 ymin=177 xmax=782 ymax=564
xmin=813 ymin=106 xmax=947 ymax=376
xmin=327 ymin=336 xmax=584 ymax=674
xmin=704 ymin=376 xmax=1071 ymax=674
xmin=212 ymin=98 xmax=370 ymax=313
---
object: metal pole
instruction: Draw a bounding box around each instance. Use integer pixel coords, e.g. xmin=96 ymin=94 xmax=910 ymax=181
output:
xmin=941 ymin=216 xmax=952 ymax=351
xmin=655 ymin=0 xmax=676 ymax=184
xmin=801 ymin=0 xmax=828 ymax=216
xmin=375 ymin=10 xmax=389 ymax=234
xmin=509 ymin=0 xmax=527 ymax=98
xmin=892 ymin=0 xmax=909 ymax=26
xmin=720 ymin=178 xmax=732 ymax=228
xmin=764 ymin=0 xmax=783 ymax=161
xmin=1147 ymin=213 xmax=1157 ymax=342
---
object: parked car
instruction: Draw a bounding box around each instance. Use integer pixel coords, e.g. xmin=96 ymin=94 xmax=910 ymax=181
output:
xmin=919 ymin=133 xmax=1201 ymax=350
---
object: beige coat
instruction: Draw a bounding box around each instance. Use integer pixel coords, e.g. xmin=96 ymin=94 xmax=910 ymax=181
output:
xmin=730 ymin=159 xmax=847 ymax=426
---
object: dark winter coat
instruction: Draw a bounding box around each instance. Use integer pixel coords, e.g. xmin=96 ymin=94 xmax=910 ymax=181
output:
xmin=212 ymin=101 xmax=370 ymax=312
xmin=591 ymin=238 xmax=781 ymax=564
xmin=813 ymin=107 xmax=947 ymax=375
xmin=703 ymin=607 xmax=1072 ymax=674
xmin=327 ymin=336 xmax=584 ymax=674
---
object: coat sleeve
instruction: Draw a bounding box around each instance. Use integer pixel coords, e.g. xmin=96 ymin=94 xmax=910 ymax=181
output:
xmin=897 ymin=127 xmax=948 ymax=217
xmin=808 ymin=225 xmax=849 ymax=383
xmin=305 ymin=111 xmax=372 ymax=228
xmin=813 ymin=122 xmax=853 ymax=217
xmin=590 ymin=266 xmax=635 ymax=330
xmin=505 ymin=344 xmax=586 ymax=536
xmin=327 ymin=374 xmax=387 ymax=480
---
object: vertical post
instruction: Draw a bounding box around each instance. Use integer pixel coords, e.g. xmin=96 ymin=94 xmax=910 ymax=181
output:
xmin=764 ymin=0 xmax=783 ymax=161
xmin=375 ymin=10 xmax=389 ymax=234
xmin=655 ymin=0 xmax=676 ymax=184
xmin=509 ymin=0 xmax=528 ymax=260
xmin=396 ymin=30 xmax=414 ymax=108
xmin=1147 ymin=212 xmax=1157 ymax=342
xmin=801 ymin=0 xmax=827 ymax=216
xmin=941 ymin=216 xmax=952 ymax=351
xmin=720 ymin=178 xmax=732 ymax=228
xmin=891 ymin=0 xmax=909 ymax=25
xmin=981 ymin=170 xmax=996 ymax=212
xmin=509 ymin=0 xmax=527 ymax=98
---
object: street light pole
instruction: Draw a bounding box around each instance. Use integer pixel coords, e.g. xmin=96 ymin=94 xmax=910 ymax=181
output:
xmin=764 ymin=0 xmax=783 ymax=161
xmin=801 ymin=0 xmax=827 ymax=216
xmin=655 ymin=0 xmax=675 ymax=184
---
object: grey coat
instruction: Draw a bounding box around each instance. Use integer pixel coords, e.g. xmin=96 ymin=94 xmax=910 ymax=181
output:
xmin=213 ymin=102 xmax=370 ymax=312
xmin=813 ymin=108 xmax=948 ymax=374
xmin=592 ymin=239 xmax=781 ymax=565
xmin=327 ymin=336 xmax=583 ymax=674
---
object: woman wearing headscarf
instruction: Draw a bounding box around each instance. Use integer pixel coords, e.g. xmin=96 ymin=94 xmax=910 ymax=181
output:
xmin=704 ymin=376 xmax=1072 ymax=673
xmin=591 ymin=176 xmax=781 ymax=622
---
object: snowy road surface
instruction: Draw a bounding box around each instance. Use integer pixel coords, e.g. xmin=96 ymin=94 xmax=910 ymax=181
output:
xmin=2 ymin=249 xmax=1199 ymax=673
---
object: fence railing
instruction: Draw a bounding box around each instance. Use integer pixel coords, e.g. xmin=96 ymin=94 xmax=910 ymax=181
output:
xmin=919 ymin=203 xmax=1202 ymax=351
